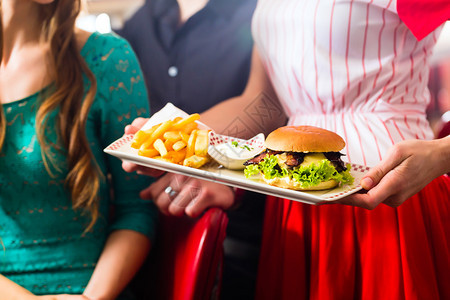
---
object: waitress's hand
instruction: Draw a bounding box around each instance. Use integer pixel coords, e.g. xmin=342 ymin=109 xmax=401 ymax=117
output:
xmin=141 ymin=173 xmax=235 ymax=218
xmin=337 ymin=137 xmax=450 ymax=209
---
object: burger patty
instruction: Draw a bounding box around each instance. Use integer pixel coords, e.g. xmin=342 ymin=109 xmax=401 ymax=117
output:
xmin=244 ymin=149 xmax=347 ymax=172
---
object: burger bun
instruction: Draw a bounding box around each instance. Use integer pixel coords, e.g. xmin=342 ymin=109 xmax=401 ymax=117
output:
xmin=265 ymin=125 xmax=345 ymax=152
xmin=262 ymin=176 xmax=339 ymax=191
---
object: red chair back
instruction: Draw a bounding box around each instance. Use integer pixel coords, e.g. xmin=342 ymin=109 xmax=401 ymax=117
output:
xmin=437 ymin=121 xmax=450 ymax=138
xmin=138 ymin=208 xmax=228 ymax=300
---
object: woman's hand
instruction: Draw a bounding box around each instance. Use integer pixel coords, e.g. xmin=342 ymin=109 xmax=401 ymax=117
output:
xmin=337 ymin=137 xmax=450 ymax=209
xmin=141 ymin=173 xmax=235 ymax=217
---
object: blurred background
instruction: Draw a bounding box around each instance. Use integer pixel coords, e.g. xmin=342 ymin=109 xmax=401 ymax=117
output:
xmin=79 ymin=0 xmax=450 ymax=138
xmin=78 ymin=0 xmax=144 ymax=33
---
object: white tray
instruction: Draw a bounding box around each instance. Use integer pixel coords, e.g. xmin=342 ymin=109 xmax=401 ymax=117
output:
xmin=105 ymin=134 xmax=370 ymax=205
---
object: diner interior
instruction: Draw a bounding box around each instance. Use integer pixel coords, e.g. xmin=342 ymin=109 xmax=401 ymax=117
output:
xmin=2 ymin=1 xmax=447 ymax=300
xmin=79 ymin=1 xmax=450 ymax=299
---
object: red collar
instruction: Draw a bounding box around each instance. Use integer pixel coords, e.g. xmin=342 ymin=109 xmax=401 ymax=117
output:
xmin=397 ymin=0 xmax=450 ymax=40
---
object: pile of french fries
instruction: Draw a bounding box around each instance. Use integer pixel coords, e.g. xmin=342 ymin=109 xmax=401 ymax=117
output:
xmin=130 ymin=113 xmax=210 ymax=169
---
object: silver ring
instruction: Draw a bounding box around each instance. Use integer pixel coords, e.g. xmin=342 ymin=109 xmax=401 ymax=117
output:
xmin=164 ymin=186 xmax=178 ymax=200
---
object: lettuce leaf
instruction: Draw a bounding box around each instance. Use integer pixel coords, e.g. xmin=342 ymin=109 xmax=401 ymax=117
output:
xmin=244 ymin=164 xmax=261 ymax=178
xmin=244 ymin=154 xmax=354 ymax=188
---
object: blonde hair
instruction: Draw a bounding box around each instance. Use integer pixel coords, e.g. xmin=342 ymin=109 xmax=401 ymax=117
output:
xmin=0 ymin=0 xmax=102 ymax=231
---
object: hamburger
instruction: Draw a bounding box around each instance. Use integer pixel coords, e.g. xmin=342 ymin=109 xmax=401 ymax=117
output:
xmin=244 ymin=126 xmax=354 ymax=191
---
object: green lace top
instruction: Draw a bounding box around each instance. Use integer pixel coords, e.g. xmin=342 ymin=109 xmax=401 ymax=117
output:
xmin=0 ymin=32 xmax=157 ymax=296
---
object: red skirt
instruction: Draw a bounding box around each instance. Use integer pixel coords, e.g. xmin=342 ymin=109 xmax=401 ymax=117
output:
xmin=256 ymin=175 xmax=450 ymax=300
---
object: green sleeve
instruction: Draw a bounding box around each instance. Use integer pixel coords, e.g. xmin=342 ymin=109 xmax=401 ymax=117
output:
xmin=93 ymin=34 xmax=158 ymax=241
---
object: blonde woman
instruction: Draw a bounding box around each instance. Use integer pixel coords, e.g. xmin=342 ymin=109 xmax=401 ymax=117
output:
xmin=0 ymin=0 xmax=156 ymax=299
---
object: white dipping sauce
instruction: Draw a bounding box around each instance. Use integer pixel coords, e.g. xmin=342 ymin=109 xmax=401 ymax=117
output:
xmin=214 ymin=141 xmax=262 ymax=159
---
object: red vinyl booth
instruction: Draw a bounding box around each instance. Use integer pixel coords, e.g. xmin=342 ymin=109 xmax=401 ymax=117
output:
xmin=132 ymin=207 xmax=228 ymax=300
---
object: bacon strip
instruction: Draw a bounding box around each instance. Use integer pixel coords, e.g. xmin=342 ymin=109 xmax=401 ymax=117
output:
xmin=324 ymin=152 xmax=347 ymax=172
xmin=285 ymin=152 xmax=306 ymax=168
xmin=244 ymin=149 xmax=282 ymax=165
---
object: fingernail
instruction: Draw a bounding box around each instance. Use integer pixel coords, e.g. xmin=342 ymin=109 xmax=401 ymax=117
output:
xmin=361 ymin=177 xmax=374 ymax=190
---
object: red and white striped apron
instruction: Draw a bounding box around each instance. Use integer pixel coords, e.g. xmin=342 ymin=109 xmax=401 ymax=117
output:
xmin=252 ymin=1 xmax=450 ymax=299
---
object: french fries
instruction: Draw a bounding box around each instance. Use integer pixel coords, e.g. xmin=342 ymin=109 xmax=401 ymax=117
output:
xmin=131 ymin=114 xmax=210 ymax=168
xmin=194 ymin=130 xmax=209 ymax=156
xmin=183 ymin=155 xmax=209 ymax=168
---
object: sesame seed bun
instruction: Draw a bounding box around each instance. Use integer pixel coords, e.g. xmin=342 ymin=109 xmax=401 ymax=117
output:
xmin=264 ymin=126 xmax=345 ymax=153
